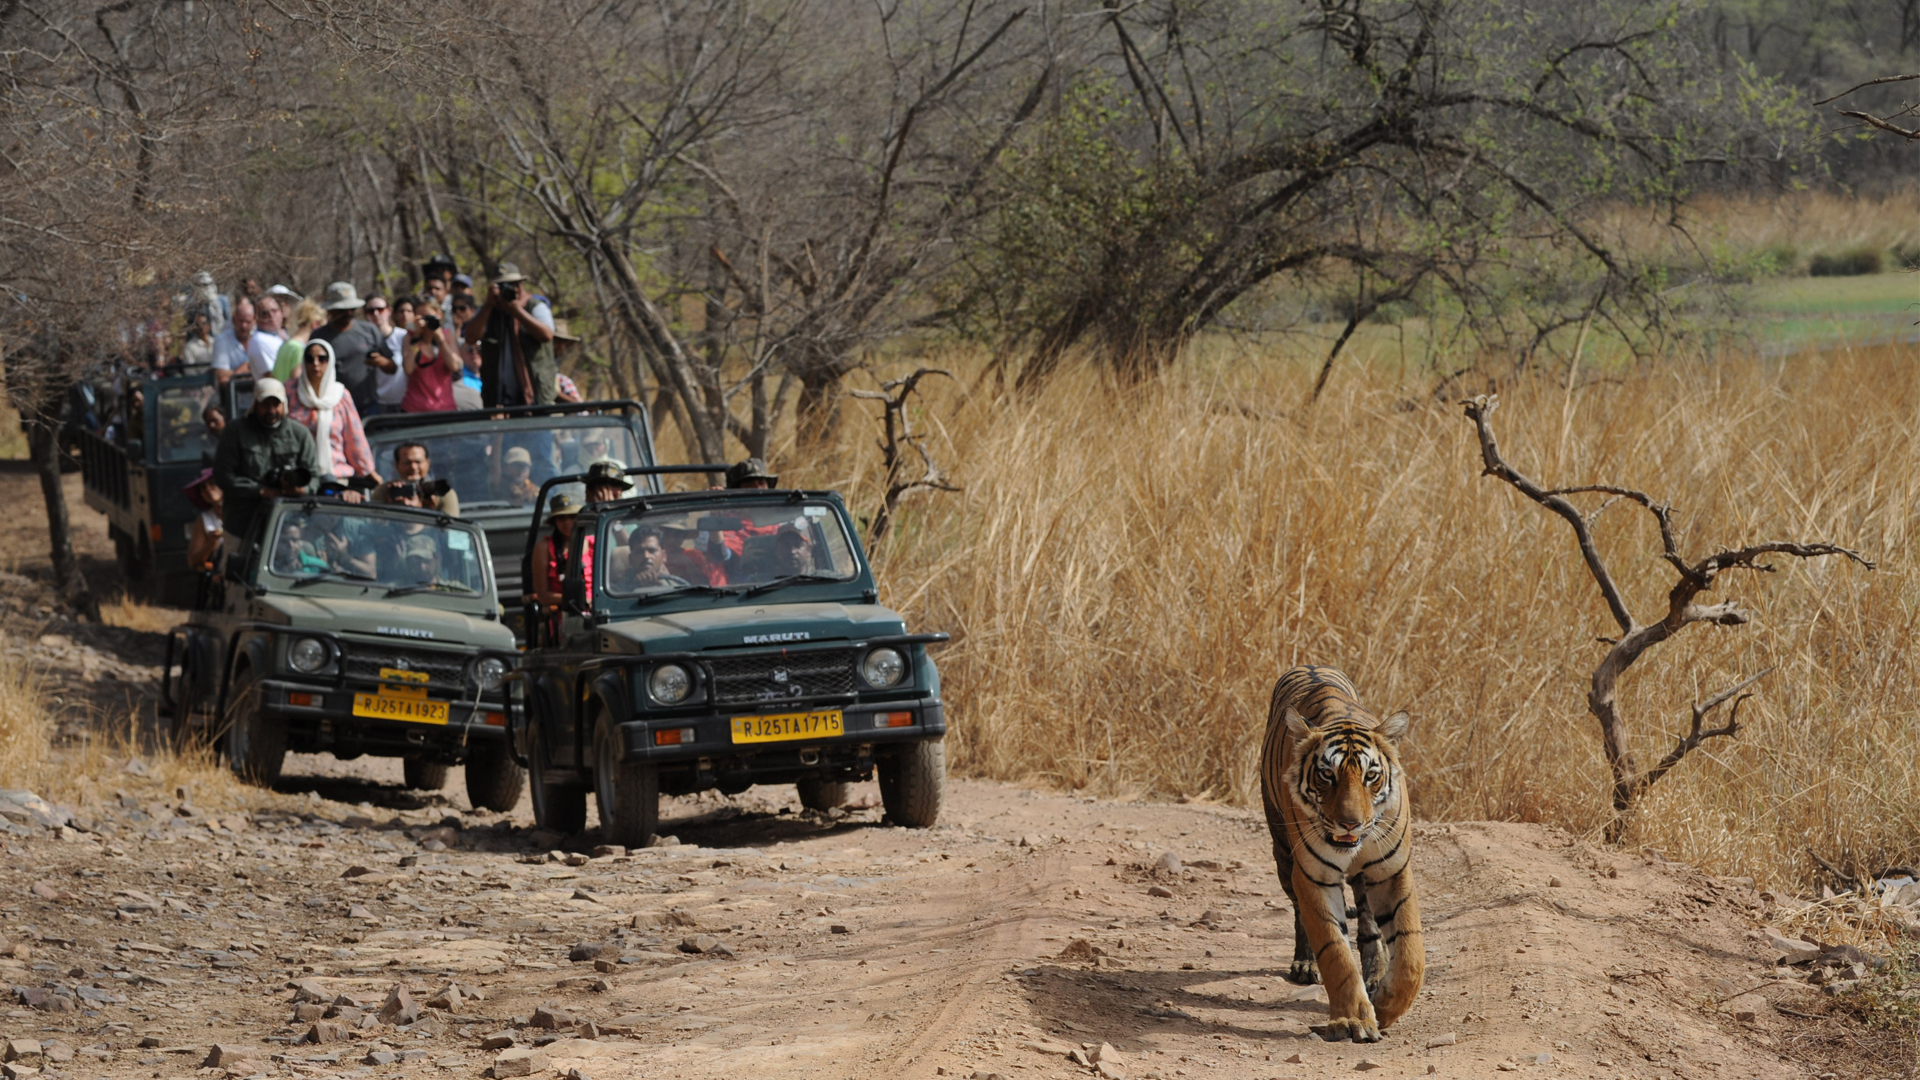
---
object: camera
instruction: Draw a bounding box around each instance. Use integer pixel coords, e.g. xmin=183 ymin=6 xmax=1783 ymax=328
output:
xmin=422 ymin=314 xmax=441 ymax=331
xmin=497 ymin=282 xmax=519 ymax=302
xmin=389 ymin=478 xmax=451 ymax=502
xmin=314 ymin=474 xmax=379 ymax=498
xmin=262 ymin=464 xmax=313 ymax=492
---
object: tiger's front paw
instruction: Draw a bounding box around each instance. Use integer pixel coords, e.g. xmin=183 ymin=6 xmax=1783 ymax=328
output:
xmin=1325 ymin=1015 xmax=1382 ymax=1043
xmin=1286 ymin=959 xmax=1321 ymax=986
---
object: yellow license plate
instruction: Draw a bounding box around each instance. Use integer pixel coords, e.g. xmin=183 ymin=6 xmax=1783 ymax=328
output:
xmin=352 ymin=693 xmax=449 ymax=725
xmin=730 ymin=710 xmax=843 ymax=744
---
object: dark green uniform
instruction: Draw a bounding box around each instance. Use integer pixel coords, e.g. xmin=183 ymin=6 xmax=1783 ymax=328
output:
xmin=213 ymin=411 xmax=324 ymax=542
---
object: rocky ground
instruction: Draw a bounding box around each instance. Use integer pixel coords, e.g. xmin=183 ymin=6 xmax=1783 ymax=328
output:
xmin=0 ymin=462 xmax=1912 ymax=1080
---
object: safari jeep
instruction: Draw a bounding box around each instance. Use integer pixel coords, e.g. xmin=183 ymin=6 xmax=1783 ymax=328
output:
xmin=515 ymin=483 xmax=947 ymax=845
xmin=163 ymin=497 xmax=524 ymax=810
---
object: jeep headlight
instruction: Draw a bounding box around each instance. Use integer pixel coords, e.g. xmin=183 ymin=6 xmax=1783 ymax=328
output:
xmin=288 ymin=636 xmax=329 ymax=674
xmin=472 ymin=656 xmax=508 ymax=693
xmin=861 ymin=647 xmax=906 ymax=688
xmin=648 ymin=663 xmax=692 ymax=705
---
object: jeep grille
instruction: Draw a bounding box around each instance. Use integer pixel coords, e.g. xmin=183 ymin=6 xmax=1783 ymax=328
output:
xmin=707 ymin=648 xmax=857 ymax=705
xmin=342 ymin=645 xmax=468 ymax=690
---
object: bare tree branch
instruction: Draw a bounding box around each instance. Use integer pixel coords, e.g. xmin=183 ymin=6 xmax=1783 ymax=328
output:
xmin=851 ymin=367 xmax=960 ymax=543
xmin=1461 ymin=394 xmax=1872 ymax=842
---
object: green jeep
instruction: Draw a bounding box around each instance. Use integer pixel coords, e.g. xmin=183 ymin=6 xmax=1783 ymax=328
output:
xmin=163 ymin=497 xmax=525 ymax=810
xmin=514 ymin=474 xmax=948 ymax=845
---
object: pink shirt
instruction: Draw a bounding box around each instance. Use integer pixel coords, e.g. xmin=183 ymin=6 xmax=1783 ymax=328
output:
xmin=400 ymin=344 xmax=457 ymax=413
xmin=286 ymin=390 xmax=375 ymax=478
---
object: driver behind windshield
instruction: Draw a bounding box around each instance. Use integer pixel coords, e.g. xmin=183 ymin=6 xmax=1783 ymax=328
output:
xmin=397 ymin=534 xmax=449 ymax=588
xmin=616 ymin=527 xmax=689 ymax=592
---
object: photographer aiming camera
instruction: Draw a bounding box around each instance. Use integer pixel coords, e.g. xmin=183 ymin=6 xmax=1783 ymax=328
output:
xmin=211 ymin=378 xmax=328 ymax=555
xmin=462 ymin=262 xmax=555 ymax=408
xmin=374 ymin=442 xmax=461 ymax=514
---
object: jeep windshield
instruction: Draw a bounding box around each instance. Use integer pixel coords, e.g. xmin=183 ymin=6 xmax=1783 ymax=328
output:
xmin=366 ymin=421 xmax=645 ymax=513
xmin=598 ymin=500 xmax=861 ymax=599
xmin=262 ymin=505 xmax=491 ymax=600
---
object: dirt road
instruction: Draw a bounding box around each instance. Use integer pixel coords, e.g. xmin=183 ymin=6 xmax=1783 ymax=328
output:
xmin=0 ymin=465 xmax=1895 ymax=1080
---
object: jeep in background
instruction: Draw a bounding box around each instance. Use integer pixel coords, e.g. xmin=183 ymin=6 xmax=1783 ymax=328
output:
xmin=79 ymin=369 xmax=254 ymax=601
xmin=362 ymin=402 xmax=659 ymax=642
xmin=163 ymin=497 xmax=524 ymax=810
xmin=514 ymin=479 xmax=948 ymax=846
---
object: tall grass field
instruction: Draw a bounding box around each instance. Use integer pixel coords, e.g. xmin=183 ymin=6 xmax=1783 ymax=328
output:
xmin=764 ymin=338 xmax=1920 ymax=890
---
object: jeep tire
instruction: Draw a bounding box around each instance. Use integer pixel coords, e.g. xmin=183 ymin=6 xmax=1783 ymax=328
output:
xmin=529 ymin=719 xmax=588 ymax=835
xmin=223 ymin=667 xmax=286 ymax=786
xmin=878 ymin=738 xmax=944 ymax=828
xmin=795 ymin=777 xmax=851 ymax=811
xmin=592 ymin=711 xmax=658 ymax=848
xmin=464 ymin=741 xmax=525 ymax=813
xmin=403 ymin=758 xmax=450 ymax=792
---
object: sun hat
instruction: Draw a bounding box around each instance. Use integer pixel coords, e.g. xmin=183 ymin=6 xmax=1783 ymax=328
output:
xmin=584 ymin=459 xmax=632 ymax=490
xmin=546 ymin=493 xmax=581 ymax=522
xmin=552 ymin=318 xmax=581 ymax=343
xmin=504 ymin=446 xmax=532 ymax=467
xmin=726 ymin=457 xmax=778 ymax=488
xmin=492 ymin=262 xmax=527 ymax=284
xmin=266 ymin=284 xmax=302 ymax=301
xmin=253 ymin=377 xmax=288 ymax=404
xmin=321 ymin=281 xmax=364 ymax=311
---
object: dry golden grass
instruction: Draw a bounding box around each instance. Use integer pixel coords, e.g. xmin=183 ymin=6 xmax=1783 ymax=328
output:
xmin=761 ymin=340 xmax=1920 ymax=890
xmin=1602 ymin=184 xmax=1920 ymax=269
xmin=0 ymin=629 xmax=267 ymax=816
xmin=99 ymin=593 xmax=186 ymax=635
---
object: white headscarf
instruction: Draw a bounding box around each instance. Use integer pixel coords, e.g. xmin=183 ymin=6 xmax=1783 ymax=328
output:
xmin=296 ymin=338 xmax=346 ymax=476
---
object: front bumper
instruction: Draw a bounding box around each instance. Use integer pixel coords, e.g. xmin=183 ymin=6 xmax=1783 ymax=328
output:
xmin=615 ymin=700 xmax=945 ymax=765
xmin=258 ymin=676 xmax=514 ymax=758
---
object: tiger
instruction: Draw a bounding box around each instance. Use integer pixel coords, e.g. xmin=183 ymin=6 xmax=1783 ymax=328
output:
xmin=1259 ymin=664 xmax=1423 ymax=1043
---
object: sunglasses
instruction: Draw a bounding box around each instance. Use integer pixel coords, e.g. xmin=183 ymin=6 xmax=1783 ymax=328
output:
xmin=366 ymin=305 xmax=389 ymax=314
xmin=304 ymin=354 xmax=330 ymax=365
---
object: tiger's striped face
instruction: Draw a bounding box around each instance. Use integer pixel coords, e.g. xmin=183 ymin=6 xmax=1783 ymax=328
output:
xmin=1286 ymin=711 xmax=1407 ymax=850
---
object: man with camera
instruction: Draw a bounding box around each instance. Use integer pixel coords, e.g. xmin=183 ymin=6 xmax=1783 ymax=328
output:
xmin=212 ymin=377 xmax=331 ymax=555
xmin=462 ymin=262 xmax=556 ymax=408
xmin=373 ymin=441 xmax=461 ymax=515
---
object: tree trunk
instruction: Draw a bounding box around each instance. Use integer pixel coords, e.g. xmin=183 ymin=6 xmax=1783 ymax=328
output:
xmin=26 ymin=403 xmax=96 ymax=621
xmin=794 ymin=367 xmax=843 ymax=450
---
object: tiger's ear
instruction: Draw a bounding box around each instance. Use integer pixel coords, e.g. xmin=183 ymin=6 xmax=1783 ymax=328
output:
xmin=1283 ymin=707 xmax=1310 ymax=742
xmin=1379 ymin=710 xmax=1411 ymax=741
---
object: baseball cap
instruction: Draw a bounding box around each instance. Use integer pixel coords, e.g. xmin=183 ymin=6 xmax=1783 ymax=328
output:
xmin=584 ymin=459 xmax=632 ymax=490
xmin=504 ymin=446 xmax=532 ymax=467
xmin=403 ymin=535 xmax=438 ymax=560
xmin=253 ymin=377 xmax=288 ymax=404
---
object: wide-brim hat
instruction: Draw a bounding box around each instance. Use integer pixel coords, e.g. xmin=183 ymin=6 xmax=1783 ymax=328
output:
xmin=546 ymin=494 xmax=581 ymax=522
xmin=266 ymin=284 xmax=302 ymax=301
xmin=322 ymin=281 xmax=364 ymax=311
xmin=492 ymin=262 xmax=527 ymax=284
xmin=726 ymin=457 xmax=778 ymax=487
xmin=584 ymin=459 xmax=632 ymax=490
xmin=552 ymin=318 xmax=581 ymax=343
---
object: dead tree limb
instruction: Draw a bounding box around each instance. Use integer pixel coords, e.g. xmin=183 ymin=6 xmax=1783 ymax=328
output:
xmin=1816 ymin=73 xmax=1920 ymax=140
xmin=1462 ymin=394 xmax=1873 ymax=843
xmin=850 ymin=368 xmax=960 ymax=544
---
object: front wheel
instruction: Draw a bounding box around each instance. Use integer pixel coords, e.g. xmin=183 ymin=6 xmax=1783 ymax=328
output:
xmin=223 ymin=667 xmax=286 ymax=786
xmin=464 ymin=740 xmax=525 ymax=813
xmin=592 ymin=712 xmax=658 ymax=848
xmin=877 ymin=739 xmax=945 ymax=828
xmin=528 ymin=717 xmax=587 ymax=835
xmin=796 ymin=777 xmax=850 ymax=811
xmin=403 ymin=758 xmax=450 ymax=792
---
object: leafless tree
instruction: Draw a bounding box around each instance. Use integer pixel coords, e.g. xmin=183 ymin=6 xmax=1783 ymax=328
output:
xmin=0 ymin=1 xmax=262 ymax=615
xmin=849 ymin=368 xmax=959 ymax=543
xmin=1461 ymin=394 xmax=1873 ymax=842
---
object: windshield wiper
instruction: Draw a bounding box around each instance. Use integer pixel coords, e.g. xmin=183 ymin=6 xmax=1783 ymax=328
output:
xmin=630 ymin=582 xmax=737 ymax=602
xmin=741 ymin=573 xmax=846 ymax=597
xmin=290 ymin=569 xmax=377 ymax=588
xmin=385 ymin=581 xmax=478 ymax=598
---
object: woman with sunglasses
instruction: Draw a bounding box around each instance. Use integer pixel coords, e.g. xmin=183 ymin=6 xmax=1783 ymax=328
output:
xmin=286 ymin=339 xmax=378 ymax=485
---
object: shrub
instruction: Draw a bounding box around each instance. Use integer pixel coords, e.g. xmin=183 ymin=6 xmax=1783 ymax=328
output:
xmin=1809 ymin=247 xmax=1884 ymax=277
